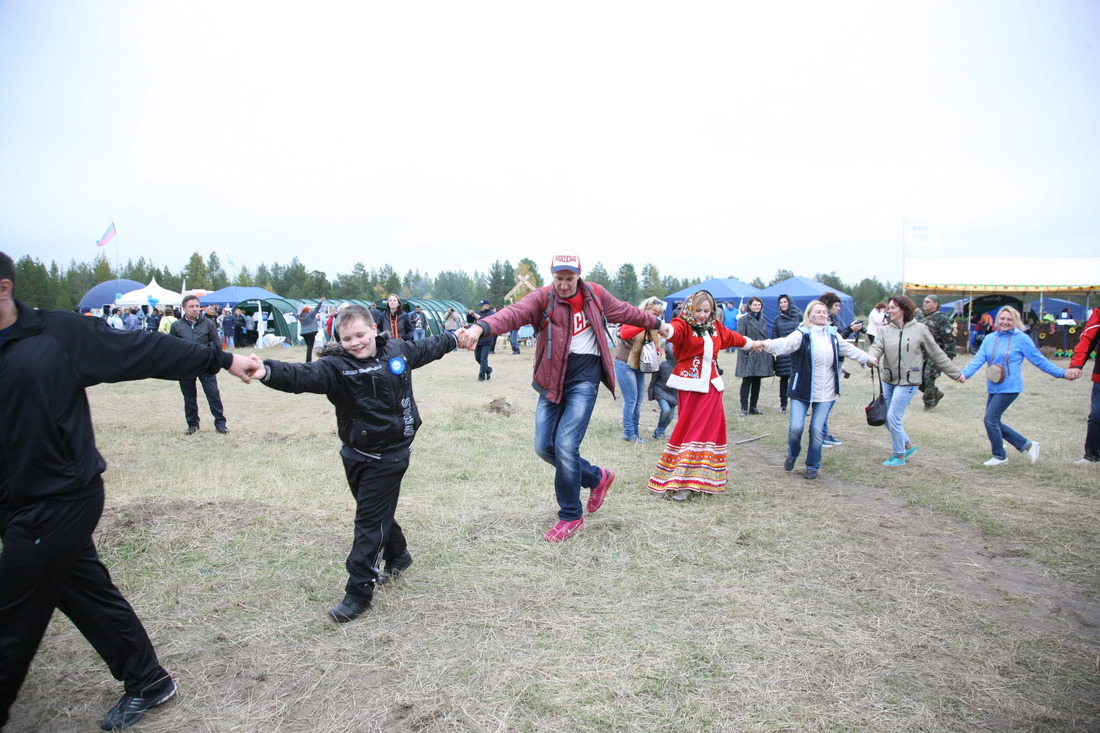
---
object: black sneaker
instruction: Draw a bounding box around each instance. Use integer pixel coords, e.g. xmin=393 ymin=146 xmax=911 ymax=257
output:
xmin=378 ymin=550 xmax=414 ymax=585
xmin=215 ymin=424 xmax=229 ymax=434
xmin=328 ymin=594 xmax=371 ymax=623
xmin=804 ymin=468 xmax=818 ymax=480
xmin=100 ymin=679 xmax=177 ymax=731
xmin=184 ymin=425 xmax=198 ymax=435
xmin=784 ymin=455 xmax=796 ymax=472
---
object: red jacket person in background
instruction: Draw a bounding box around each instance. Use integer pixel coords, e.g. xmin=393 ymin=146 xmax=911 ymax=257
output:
xmin=1066 ymin=306 xmax=1100 ymax=464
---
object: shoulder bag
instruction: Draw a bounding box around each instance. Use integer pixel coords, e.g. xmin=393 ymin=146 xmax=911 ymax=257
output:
xmin=986 ymin=332 xmax=1012 ymax=384
xmin=639 ymin=331 xmax=661 ymax=373
xmin=865 ymin=366 xmax=887 ymax=426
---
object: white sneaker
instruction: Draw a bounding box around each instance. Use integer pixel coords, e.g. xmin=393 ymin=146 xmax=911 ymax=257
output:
xmin=1074 ymin=457 xmax=1099 ymax=465
xmin=983 ymin=457 xmax=1009 ymax=467
xmin=1026 ymin=442 xmax=1041 ymax=465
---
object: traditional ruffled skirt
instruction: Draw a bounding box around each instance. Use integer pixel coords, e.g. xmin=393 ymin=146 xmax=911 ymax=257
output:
xmin=648 ymin=387 xmax=728 ymax=494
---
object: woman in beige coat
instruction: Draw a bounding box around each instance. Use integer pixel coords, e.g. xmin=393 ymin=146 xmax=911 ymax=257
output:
xmin=868 ymin=295 xmax=965 ymax=466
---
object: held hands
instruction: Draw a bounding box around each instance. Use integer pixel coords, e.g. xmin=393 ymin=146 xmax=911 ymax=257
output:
xmin=751 ymin=339 xmax=767 ymax=353
xmin=1065 ymin=367 xmax=1082 ymax=381
xmin=865 ymin=356 xmax=878 ymax=367
xmin=957 ymin=374 xmax=967 ymax=384
xmin=455 ymin=325 xmax=482 ymax=350
xmin=658 ymin=322 xmax=673 ymax=339
xmin=228 ymin=353 xmax=265 ymax=384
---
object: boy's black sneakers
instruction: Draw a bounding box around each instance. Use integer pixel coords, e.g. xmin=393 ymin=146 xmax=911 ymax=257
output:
xmin=328 ymin=595 xmax=371 ymax=623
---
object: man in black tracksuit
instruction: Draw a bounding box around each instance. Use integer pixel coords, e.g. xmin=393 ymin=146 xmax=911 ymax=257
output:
xmin=0 ymin=253 xmax=255 ymax=730
xmin=254 ymin=304 xmax=457 ymax=623
xmin=169 ymin=294 xmax=229 ymax=434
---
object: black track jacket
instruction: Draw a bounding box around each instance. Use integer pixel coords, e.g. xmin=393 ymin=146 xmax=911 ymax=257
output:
xmin=0 ymin=301 xmax=232 ymax=509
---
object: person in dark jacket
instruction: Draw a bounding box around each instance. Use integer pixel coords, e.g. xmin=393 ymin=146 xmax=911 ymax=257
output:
xmin=380 ymin=293 xmax=413 ymax=341
xmin=735 ymin=296 xmax=774 ymax=415
xmin=771 ymin=294 xmax=802 ymax=414
xmin=297 ymin=297 xmax=325 ymax=362
xmin=647 ymin=342 xmax=678 ymax=439
xmin=474 ymin=299 xmax=496 ymax=381
xmin=0 ymin=251 xmax=256 ymax=731
xmin=170 ymin=294 xmax=230 ymax=434
xmin=220 ymin=307 xmax=238 ymax=349
xmin=253 ymin=305 xmax=457 ymax=623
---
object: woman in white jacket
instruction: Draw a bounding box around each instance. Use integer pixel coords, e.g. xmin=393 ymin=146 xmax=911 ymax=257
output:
xmin=757 ymin=300 xmax=876 ymax=480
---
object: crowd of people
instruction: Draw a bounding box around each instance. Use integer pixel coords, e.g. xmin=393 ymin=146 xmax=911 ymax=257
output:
xmin=3 ymin=246 xmax=1097 ymax=730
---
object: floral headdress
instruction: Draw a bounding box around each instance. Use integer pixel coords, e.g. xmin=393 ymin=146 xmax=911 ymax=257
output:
xmin=680 ymin=290 xmax=717 ymax=334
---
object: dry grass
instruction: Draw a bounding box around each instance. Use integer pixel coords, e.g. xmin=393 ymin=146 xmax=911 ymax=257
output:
xmin=8 ymin=342 xmax=1100 ymax=732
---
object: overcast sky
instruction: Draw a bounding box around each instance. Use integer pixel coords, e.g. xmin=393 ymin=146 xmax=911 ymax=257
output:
xmin=1 ymin=0 xmax=1097 ymax=288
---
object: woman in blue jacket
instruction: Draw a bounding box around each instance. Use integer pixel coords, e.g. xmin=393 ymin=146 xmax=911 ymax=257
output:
xmin=960 ymin=306 xmax=1073 ymax=466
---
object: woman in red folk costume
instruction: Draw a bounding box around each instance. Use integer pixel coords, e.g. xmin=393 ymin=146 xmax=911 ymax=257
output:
xmin=648 ymin=290 xmax=757 ymax=501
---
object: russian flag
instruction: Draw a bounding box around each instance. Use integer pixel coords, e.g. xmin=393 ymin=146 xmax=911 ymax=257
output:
xmin=96 ymin=222 xmax=117 ymax=247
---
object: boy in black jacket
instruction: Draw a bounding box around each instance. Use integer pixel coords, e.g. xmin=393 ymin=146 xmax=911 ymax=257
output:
xmin=253 ymin=305 xmax=456 ymax=622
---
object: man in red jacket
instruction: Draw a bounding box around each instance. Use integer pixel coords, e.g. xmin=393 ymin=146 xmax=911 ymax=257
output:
xmin=1065 ymin=306 xmax=1100 ymax=464
xmin=457 ymin=250 xmax=672 ymax=542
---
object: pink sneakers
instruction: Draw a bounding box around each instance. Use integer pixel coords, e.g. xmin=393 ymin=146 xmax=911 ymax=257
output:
xmin=544 ymin=518 xmax=584 ymax=542
xmin=587 ymin=469 xmax=615 ymax=514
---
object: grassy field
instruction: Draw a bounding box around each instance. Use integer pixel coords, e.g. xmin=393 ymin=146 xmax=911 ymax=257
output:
xmin=9 ymin=340 xmax=1100 ymax=732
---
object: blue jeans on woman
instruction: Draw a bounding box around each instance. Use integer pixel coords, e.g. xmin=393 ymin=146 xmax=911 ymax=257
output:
xmin=787 ymin=398 xmax=834 ymax=471
xmin=983 ymin=392 xmax=1030 ymax=459
xmin=613 ymin=359 xmax=646 ymax=441
xmin=534 ymin=380 xmax=603 ymax=521
xmin=882 ymin=383 xmax=919 ymax=455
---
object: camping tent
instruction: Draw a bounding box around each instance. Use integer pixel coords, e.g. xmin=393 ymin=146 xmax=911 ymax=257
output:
xmin=78 ymin=279 xmax=144 ymax=312
xmin=1025 ymin=297 xmax=1088 ymax=321
xmin=199 ymin=286 xmax=281 ymax=308
xmin=116 ymin=278 xmax=185 ymax=307
xmin=939 ymin=294 xmax=1024 ymax=317
xmin=757 ymin=277 xmax=855 ymax=332
xmin=389 ymin=298 xmax=469 ymax=336
xmin=661 ymin=278 xmax=760 ymax=321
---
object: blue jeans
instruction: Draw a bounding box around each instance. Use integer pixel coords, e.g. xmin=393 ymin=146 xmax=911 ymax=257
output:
xmin=654 ymin=398 xmax=674 ymax=437
xmin=614 ymin=359 xmax=645 ymax=440
xmin=787 ymin=398 xmax=834 ymax=471
xmin=1087 ymin=381 xmax=1100 ymax=460
xmin=882 ymin=383 xmax=918 ymax=455
xmin=984 ymin=392 xmax=1030 ymax=459
xmin=509 ymin=330 xmax=520 ymax=352
xmin=534 ymin=380 xmax=602 ymax=521
xmin=413 ymin=328 xmax=425 ymax=341
xmin=474 ymin=343 xmax=492 ymax=380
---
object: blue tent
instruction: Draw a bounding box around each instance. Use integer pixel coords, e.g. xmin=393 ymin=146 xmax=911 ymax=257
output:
xmin=661 ymin=278 xmax=760 ymax=321
xmin=200 ymin=286 xmax=281 ymax=308
xmin=757 ymin=277 xmax=855 ymax=333
xmin=1026 ymin=297 xmax=1087 ymax=321
xmin=78 ymin=279 xmax=144 ymax=312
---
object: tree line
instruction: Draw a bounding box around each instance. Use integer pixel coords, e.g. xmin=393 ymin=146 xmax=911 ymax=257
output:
xmin=13 ymin=252 xmax=901 ymax=317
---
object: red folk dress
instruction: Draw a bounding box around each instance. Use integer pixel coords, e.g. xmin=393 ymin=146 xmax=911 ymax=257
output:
xmin=648 ymin=317 xmax=748 ymax=495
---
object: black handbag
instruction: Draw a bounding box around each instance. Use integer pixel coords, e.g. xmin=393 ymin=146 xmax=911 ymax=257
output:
xmin=865 ymin=366 xmax=887 ymax=427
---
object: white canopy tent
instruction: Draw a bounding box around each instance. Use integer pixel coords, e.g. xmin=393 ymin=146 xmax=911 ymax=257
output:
xmin=904 ymin=258 xmax=1100 ymax=296
xmin=116 ymin=278 xmax=185 ymax=307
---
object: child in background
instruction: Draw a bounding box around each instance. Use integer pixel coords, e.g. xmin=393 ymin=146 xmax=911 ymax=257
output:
xmin=648 ymin=342 xmax=677 ymax=439
xmin=251 ymin=305 xmax=457 ymax=623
